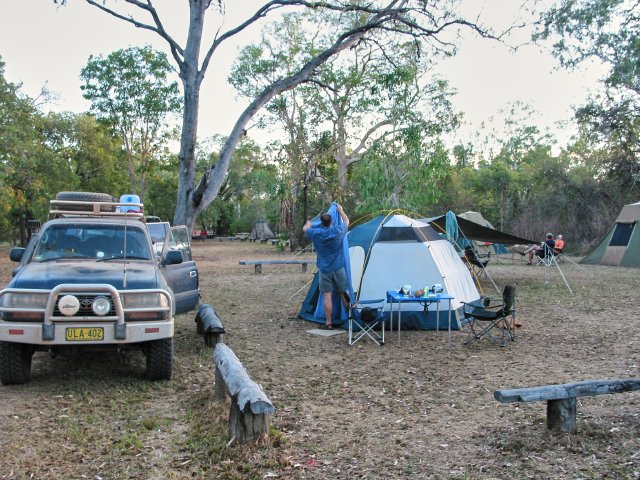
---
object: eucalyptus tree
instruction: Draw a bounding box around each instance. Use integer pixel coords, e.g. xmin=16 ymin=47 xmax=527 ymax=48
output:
xmin=57 ymin=0 xmax=496 ymax=229
xmin=352 ymin=120 xmax=455 ymax=217
xmin=231 ymin=10 xmax=458 ymax=196
xmin=80 ymin=45 xmax=181 ymax=200
xmin=439 ymin=103 xmax=559 ymax=235
xmin=229 ymin=13 xmax=319 ymax=228
xmin=0 ymin=59 xmax=77 ymax=243
xmin=46 ymin=112 xmax=129 ymax=195
xmin=537 ymin=0 xmax=640 ymax=199
xmin=537 ymin=0 xmax=639 ymax=94
xmin=189 ymin=135 xmax=280 ymax=235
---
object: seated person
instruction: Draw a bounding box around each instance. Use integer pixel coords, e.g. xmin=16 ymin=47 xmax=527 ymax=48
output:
xmin=554 ymin=234 xmax=565 ymax=254
xmin=523 ymin=233 xmax=555 ymax=265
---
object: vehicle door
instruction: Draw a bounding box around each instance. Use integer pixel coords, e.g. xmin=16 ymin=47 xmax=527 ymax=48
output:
xmin=10 ymin=233 xmax=39 ymax=277
xmin=147 ymin=222 xmax=170 ymax=257
xmin=160 ymin=226 xmax=200 ymax=314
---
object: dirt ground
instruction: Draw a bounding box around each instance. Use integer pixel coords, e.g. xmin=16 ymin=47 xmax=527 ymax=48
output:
xmin=0 ymin=240 xmax=639 ymax=479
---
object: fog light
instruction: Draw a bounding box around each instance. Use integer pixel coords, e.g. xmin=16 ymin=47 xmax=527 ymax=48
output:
xmin=59 ymin=295 xmax=80 ymax=316
xmin=92 ymin=296 xmax=111 ymax=316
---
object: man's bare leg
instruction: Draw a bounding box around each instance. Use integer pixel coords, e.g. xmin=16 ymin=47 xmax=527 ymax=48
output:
xmin=323 ymin=291 xmax=333 ymax=328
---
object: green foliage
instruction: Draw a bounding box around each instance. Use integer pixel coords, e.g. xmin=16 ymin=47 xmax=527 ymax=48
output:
xmin=144 ymin=153 xmax=180 ymax=222
xmin=353 ymin=127 xmax=451 ymax=217
xmin=80 ymin=45 xmax=182 ymax=200
xmin=0 ymin=59 xmax=100 ymax=241
xmin=229 ymin=10 xmax=460 ymax=247
xmin=44 ymin=112 xmax=129 ymax=195
xmin=0 ymin=56 xmax=149 ymax=243
xmin=537 ymin=0 xmax=638 ymax=92
xmin=536 ymin=0 xmax=640 ymax=209
xmin=192 ymin=136 xmax=281 ymax=235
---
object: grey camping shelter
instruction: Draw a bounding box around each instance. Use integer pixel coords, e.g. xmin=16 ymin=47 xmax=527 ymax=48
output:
xmin=581 ymin=201 xmax=640 ymax=267
xmin=249 ymin=220 xmax=275 ymax=241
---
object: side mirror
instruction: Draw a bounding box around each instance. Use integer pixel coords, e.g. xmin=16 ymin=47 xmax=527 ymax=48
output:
xmin=163 ymin=249 xmax=183 ymax=265
xmin=10 ymin=247 xmax=25 ymax=262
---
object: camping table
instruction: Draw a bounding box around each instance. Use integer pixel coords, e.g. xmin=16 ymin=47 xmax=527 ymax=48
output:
xmin=386 ymin=291 xmax=455 ymax=347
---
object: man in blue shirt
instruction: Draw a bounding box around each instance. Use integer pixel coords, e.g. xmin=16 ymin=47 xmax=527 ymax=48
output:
xmin=303 ymin=204 xmax=350 ymax=329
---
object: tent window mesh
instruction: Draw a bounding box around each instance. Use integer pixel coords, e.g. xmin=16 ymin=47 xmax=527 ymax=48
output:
xmin=609 ymin=222 xmax=635 ymax=247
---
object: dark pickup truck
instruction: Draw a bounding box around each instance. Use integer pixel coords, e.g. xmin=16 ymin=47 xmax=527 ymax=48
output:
xmin=0 ymin=192 xmax=200 ymax=384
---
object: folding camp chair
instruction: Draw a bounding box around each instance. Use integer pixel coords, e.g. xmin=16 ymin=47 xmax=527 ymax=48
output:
xmin=535 ymin=243 xmax=556 ymax=267
xmin=460 ymin=285 xmax=516 ymax=347
xmin=348 ymin=298 xmax=386 ymax=346
xmin=463 ymin=246 xmax=490 ymax=279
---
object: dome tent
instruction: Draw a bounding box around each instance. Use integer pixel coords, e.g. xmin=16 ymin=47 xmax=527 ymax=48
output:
xmin=299 ymin=214 xmax=480 ymax=329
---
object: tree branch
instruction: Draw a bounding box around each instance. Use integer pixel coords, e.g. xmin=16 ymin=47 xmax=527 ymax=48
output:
xmin=351 ymin=119 xmax=395 ymax=156
xmin=85 ymin=0 xmax=184 ymax=65
xmin=200 ymin=0 xmax=408 ymax=82
xmin=197 ymin=10 xmax=394 ymax=208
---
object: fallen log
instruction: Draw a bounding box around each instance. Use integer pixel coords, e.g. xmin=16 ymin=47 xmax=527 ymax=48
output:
xmin=194 ymin=303 xmax=225 ymax=347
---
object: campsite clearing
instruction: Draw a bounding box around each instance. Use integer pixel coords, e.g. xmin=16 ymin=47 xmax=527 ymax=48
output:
xmin=0 ymin=241 xmax=638 ymax=479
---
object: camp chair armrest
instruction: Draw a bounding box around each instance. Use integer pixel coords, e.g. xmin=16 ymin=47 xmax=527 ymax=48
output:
xmin=461 ymin=301 xmax=504 ymax=311
xmin=354 ymin=299 xmax=385 ymax=306
xmin=351 ymin=299 xmax=385 ymax=311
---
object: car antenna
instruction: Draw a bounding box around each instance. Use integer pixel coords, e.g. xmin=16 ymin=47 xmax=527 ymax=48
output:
xmin=120 ymin=196 xmax=131 ymax=289
xmin=123 ymin=203 xmax=128 ymax=289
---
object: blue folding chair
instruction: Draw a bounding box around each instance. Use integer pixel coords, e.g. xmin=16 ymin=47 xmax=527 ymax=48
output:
xmin=348 ymin=298 xmax=386 ymax=346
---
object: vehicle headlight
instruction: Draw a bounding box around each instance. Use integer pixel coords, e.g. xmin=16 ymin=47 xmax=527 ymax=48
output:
xmin=91 ymin=296 xmax=111 ymax=316
xmin=0 ymin=292 xmax=48 ymax=320
xmin=2 ymin=292 xmax=48 ymax=309
xmin=123 ymin=293 xmax=168 ymax=309
xmin=122 ymin=293 xmax=169 ymax=320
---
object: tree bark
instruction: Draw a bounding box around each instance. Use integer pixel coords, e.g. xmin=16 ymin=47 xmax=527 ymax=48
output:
xmin=173 ymin=0 xmax=207 ymax=227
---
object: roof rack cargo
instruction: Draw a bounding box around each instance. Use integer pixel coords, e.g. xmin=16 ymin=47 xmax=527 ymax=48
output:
xmin=49 ymin=192 xmax=145 ymax=220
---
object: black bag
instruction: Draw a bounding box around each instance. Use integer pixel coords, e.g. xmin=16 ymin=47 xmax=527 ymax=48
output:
xmin=360 ymin=307 xmax=378 ymax=322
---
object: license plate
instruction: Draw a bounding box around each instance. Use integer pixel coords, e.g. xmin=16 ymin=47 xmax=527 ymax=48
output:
xmin=65 ymin=327 xmax=104 ymax=341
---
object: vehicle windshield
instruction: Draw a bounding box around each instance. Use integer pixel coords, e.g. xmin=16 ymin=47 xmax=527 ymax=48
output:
xmin=33 ymin=224 xmax=153 ymax=262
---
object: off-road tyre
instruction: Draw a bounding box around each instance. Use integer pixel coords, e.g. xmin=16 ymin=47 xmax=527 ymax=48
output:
xmin=146 ymin=338 xmax=173 ymax=381
xmin=55 ymin=191 xmax=116 ymax=212
xmin=0 ymin=341 xmax=33 ymax=385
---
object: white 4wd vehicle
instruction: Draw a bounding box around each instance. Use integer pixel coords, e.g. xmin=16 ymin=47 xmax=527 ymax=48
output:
xmin=0 ymin=192 xmax=200 ymax=384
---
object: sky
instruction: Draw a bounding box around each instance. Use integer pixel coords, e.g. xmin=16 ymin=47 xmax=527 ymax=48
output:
xmin=0 ymin=1 xmax=607 ymax=153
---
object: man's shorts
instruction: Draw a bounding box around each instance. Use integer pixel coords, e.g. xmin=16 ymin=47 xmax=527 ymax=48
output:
xmin=319 ymin=267 xmax=348 ymax=293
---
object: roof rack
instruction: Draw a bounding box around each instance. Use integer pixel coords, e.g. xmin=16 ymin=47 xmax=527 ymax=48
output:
xmin=49 ymin=199 xmax=145 ymax=220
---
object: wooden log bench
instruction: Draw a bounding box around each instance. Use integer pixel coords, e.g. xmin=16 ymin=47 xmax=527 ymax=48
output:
xmin=495 ymin=378 xmax=640 ymax=433
xmin=194 ymin=304 xmax=225 ymax=347
xmin=270 ymin=238 xmax=290 ymax=246
xmin=213 ymin=343 xmax=275 ymax=444
xmin=239 ymin=259 xmax=313 ymax=274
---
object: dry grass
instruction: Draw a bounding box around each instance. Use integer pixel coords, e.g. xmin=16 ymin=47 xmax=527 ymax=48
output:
xmin=0 ymin=241 xmax=639 ymax=479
